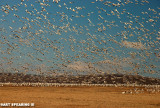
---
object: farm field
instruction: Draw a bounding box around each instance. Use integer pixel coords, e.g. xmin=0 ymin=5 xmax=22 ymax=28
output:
xmin=0 ymin=86 xmax=160 ymax=108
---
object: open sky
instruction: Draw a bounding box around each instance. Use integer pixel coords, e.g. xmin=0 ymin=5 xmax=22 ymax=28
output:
xmin=0 ymin=0 xmax=160 ymax=77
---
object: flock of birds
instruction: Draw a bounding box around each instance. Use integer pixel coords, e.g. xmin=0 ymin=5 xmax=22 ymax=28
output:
xmin=1 ymin=82 xmax=160 ymax=94
xmin=0 ymin=0 xmax=160 ymax=78
xmin=122 ymin=85 xmax=160 ymax=94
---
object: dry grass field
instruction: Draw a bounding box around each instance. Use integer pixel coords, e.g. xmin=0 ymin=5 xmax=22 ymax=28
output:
xmin=0 ymin=86 xmax=160 ymax=108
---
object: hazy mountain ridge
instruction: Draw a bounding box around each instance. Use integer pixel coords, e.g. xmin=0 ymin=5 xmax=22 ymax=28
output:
xmin=0 ymin=73 xmax=160 ymax=85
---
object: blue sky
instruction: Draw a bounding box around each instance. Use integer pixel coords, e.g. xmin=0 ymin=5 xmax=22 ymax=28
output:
xmin=0 ymin=0 xmax=160 ymax=77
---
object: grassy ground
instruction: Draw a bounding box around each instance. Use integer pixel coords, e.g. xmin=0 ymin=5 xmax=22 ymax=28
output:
xmin=0 ymin=86 xmax=160 ymax=108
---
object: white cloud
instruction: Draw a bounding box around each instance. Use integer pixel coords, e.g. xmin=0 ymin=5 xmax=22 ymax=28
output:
xmin=122 ymin=40 xmax=146 ymax=49
xmin=67 ymin=61 xmax=93 ymax=72
xmin=66 ymin=58 xmax=135 ymax=74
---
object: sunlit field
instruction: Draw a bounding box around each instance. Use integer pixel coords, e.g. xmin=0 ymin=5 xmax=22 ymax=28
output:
xmin=0 ymin=86 xmax=160 ymax=108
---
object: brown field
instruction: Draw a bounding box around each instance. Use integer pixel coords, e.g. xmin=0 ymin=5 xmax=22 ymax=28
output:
xmin=0 ymin=86 xmax=160 ymax=108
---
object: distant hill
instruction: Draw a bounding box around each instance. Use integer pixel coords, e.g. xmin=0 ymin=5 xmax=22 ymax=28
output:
xmin=0 ymin=73 xmax=160 ymax=85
